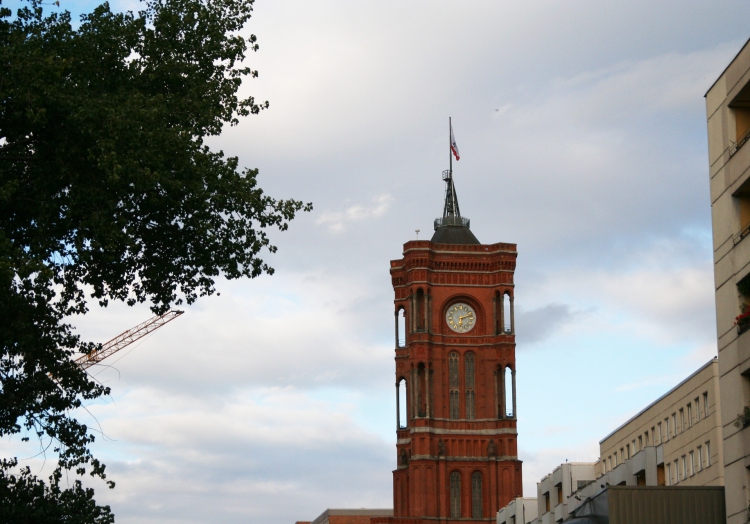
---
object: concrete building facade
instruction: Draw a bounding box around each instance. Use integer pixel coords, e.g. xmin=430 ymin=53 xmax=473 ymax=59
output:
xmin=496 ymin=497 xmax=537 ymax=524
xmin=497 ymin=360 xmax=724 ymax=524
xmin=705 ymin=37 xmax=750 ymax=524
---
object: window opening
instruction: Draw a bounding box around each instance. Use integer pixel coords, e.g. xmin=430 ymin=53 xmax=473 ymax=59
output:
xmin=465 ymin=353 xmax=475 ymax=420
xmin=504 ymin=367 xmax=513 ymax=417
xmin=417 ymin=364 xmax=426 ymax=418
xmin=450 ymin=471 xmax=461 ymax=518
xmin=398 ymin=378 xmax=407 ymax=428
xmin=396 ymin=309 xmax=406 ymax=347
xmin=471 ymin=472 xmax=483 ymax=519
xmin=449 ymin=352 xmax=460 ymax=420
xmin=416 ymin=289 xmax=425 ymax=331
xmin=705 ymin=441 xmax=711 ymax=467
xmin=503 ymin=293 xmax=511 ymax=333
xmin=696 ymin=446 xmax=703 ymax=471
xmin=703 ymin=392 xmax=709 ymax=418
xmin=695 ymin=397 xmax=701 ymax=421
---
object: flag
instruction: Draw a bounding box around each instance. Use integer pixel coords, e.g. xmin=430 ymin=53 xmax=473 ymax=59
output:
xmin=450 ymin=123 xmax=460 ymax=161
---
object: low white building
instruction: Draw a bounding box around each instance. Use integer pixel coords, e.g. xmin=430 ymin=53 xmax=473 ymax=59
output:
xmin=497 ymin=497 xmax=537 ymax=524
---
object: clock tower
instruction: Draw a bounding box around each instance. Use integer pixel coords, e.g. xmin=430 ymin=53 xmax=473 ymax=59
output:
xmin=382 ymin=169 xmax=523 ymax=523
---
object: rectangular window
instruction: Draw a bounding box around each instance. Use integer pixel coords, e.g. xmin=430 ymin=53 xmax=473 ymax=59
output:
xmin=666 ymin=463 xmax=671 ymax=486
xmin=674 ymin=460 xmax=679 ymax=483
xmin=614 ymin=451 xmax=618 ymax=466
xmin=687 ymin=404 xmax=693 ymax=427
xmin=665 ymin=418 xmax=670 ymax=440
xmin=621 ymin=447 xmax=625 ymax=461
xmin=646 ymin=431 xmax=650 ymax=446
xmin=639 ymin=435 xmax=643 ymax=449
xmin=705 ymin=441 xmax=711 ymax=467
xmin=658 ymin=422 xmax=663 ymax=443
xmin=690 ymin=451 xmax=695 ymax=476
xmin=681 ymin=455 xmax=687 ymax=480
xmin=672 ymin=414 xmax=677 ymax=436
xmin=679 ymin=409 xmax=684 ymax=433
xmin=557 ymin=484 xmax=563 ymax=504
xmin=703 ymin=392 xmax=709 ymax=417
xmin=545 ymin=492 xmax=550 ymax=513
xmin=696 ymin=446 xmax=703 ymax=471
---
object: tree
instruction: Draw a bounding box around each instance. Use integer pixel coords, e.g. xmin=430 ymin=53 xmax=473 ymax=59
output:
xmin=0 ymin=0 xmax=311 ymax=519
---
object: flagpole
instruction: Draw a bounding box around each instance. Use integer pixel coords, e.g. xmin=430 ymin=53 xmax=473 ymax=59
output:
xmin=449 ymin=117 xmax=452 ymax=176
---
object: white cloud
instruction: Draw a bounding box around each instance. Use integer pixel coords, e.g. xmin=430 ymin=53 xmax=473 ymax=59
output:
xmin=316 ymin=194 xmax=392 ymax=233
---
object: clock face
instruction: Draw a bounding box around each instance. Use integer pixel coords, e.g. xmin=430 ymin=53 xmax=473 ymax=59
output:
xmin=446 ymin=303 xmax=476 ymax=333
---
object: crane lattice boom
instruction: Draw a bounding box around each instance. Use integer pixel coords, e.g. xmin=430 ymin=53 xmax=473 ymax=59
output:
xmin=75 ymin=310 xmax=184 ymax=370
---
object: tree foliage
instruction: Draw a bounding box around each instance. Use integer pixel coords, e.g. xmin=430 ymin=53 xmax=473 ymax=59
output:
xmin=0 ymin=0 xmax=310 ymax=519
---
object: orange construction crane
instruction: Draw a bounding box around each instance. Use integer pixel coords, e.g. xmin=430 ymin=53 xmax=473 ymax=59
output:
xmin=74 ymin=310 xmax=184 ymax=370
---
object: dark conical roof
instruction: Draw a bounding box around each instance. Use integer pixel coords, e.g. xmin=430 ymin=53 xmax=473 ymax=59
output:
xmin=432 ymin=170 xmax=479 ymax=244
xmin=431 ymin=225 xmax=480 ymax=244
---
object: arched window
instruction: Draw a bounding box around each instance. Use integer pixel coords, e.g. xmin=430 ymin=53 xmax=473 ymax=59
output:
xmin=465 ymin=352 xmax=475 ymax=420
xmin=494 ymin=291 xmax=502 ymax=334
xmin=416 ymin=289 xmax=425 ymax=331
xmin=450 ymin=471 xmax=461 ymax=518
xmin=397 ymin=378 xmax=407 ymax=428
xmin=505 ymin=366 xmax=514 ymax=418
xmin=396 ymin=308 xmax=406 ymax=347
xmin=417 ymin=363 xmax=426 ymax=417
xmin=503 ymin=293 xmax=511 ymax=333
xmin=449 ymin=352 xmax=459 ymax=420
xmin=471 ymin=471 xmax=483 ymax=518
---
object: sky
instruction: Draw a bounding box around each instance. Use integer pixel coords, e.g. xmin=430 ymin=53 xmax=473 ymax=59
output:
xmin=3 ymin=1 xmax=750 ymax=523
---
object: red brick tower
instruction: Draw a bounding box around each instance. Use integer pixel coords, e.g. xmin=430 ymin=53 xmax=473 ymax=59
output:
xmin=382 ymin=168 xmax=523 ymax=523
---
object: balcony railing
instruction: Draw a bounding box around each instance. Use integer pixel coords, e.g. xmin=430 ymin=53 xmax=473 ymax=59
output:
xmin=730 ymin=126 xmax=750 ymax=157
xmin=434 ymin=216 xmax=470 ymax=229
xmin=733 ymin=222 xmax=750 ymax=246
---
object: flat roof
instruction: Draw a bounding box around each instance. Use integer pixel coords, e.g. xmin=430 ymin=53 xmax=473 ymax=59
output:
xmin=310 ymin=509 xmax=393 ymax=524
xmin=705 ymin=36 xmax=750 ymax=96
xmin=599 ymin=358 xmax=716 ymax=445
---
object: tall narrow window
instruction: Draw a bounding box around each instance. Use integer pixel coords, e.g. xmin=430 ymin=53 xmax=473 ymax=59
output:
xmin=398 ymin=378 xmax=407 ymax=428
xmin=672 ymin=414 xmax=677 ymax=436
xmin=666 ymin=463 xmax=671 ymax=486
xmin=465 ymin=353 xmax=476 ymax=420
xmin=471 ymin=472 xmax=483 ymax=518
xmin=504 ymin=367 xmax=513 ymax=417
xmin=396 ymin=309 xmax=406 ymax=348
xmin=695 ymin=397 xmax=701 ymax=421
xmin=689 ymin=451 xmax=695 ymax=476
xmin=705 ymin=441 xmax=711 ymax=467
xmin=658 ymin=422 xmax=663 ymax=443
xmin=679 ymin=409 xmax=684 ymax=432
xmin=416 ymin=289 xmax=425 ymax=331
xmin=495 ymin=291 xmax=502 ymax=334
xmin=417 ymin=363 xmax=426 ymax=417
xmin=450 ymin=471 xmax=461 ymax=518
xmin=703 ymin=392 xmax=709 ymax=417
xmin=449 ymin=352 xmax=460 ymax=420
xmin=503 ymin=293 xmax=511 ymax=333
xmin=696 ymin=446 xmax=703 ymax=471
xmin=687 ymin=403 xmax=693 ymax=427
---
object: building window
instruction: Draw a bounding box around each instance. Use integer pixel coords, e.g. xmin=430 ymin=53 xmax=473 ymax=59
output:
xmin=471 ymin=472 xmax=483 ymax=518
xmin=666 ymin=463 xmax=671 ymax=486
xmin=556 ymin=484 xmax=563 ymax=505
xmin=658 ymin=422 xmax=663 ymax=443
xmin=449 ymin=352 xmax=459 ymax=420
xmin=665 ymin=418 xmax=670 ymax=440
xmin=638 ymin=436 xmax=643 ymax=450
xmin=696 ymin=446 xmax=703 ymax=471
xmin=544 ymin=492 xmax=550 ymax=513
xmin=703 ymin=392 xmax=709 ymax=418
xmin=687 ymin=404 xmax=693 ymax=428
xmin=705 ymin=441 xmax=711 ymax=467
xmin=695 ymin=397 xmax=701 ymax=421
xmin=689 ymin=451 xmax=695 ymax=476
xmin=450 ymin=471 xmax=461 ymax=518
xmin=465 ymin=353 xmax=475 ymax=420
xmin=681 ymin=456 xmax=687 ymax=480
xmin=672 ymin=413 xmax=677 ymax=436
xmin=679 ymin=409 xmax=684 ymax=433
xmin=674 ymin=460 xmax=679 ymax=483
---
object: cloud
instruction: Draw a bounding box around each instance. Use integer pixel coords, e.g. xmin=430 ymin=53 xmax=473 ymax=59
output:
xmin=316 ymin=194 xmax=392 ymax=234
xmin=515 ymin=303 xmax=586 ymax=346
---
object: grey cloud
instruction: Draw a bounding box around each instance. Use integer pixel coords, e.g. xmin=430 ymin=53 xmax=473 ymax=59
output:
xmin=515 ymin=304 xmax=585 ymax=346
